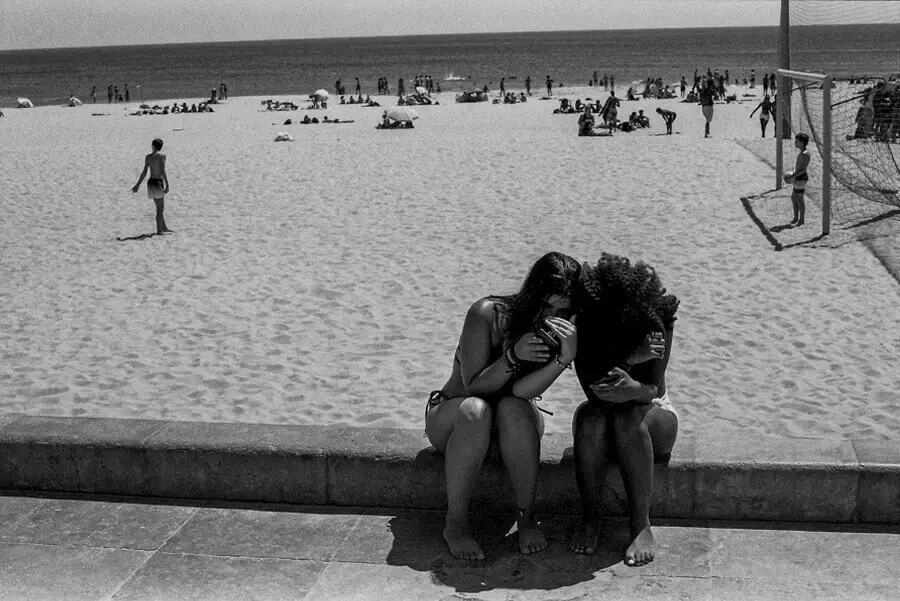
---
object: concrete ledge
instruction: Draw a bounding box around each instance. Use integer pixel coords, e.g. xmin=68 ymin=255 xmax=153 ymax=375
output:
xmin=1 ymin=415 xmax=896 ymax=524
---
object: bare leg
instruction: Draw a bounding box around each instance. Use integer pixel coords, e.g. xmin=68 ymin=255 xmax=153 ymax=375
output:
xmin=612 ymin=404 xmax=678 ymax=567
xmin=153 ymin=198 xmax=172 ymax=234
xmin=790 ymin=192 xmax=800 ymax=223
xmin=495 ymin=396 xmax=547 ymax=555
xmin=426 ymin=396 xmax=493 ymax=560
xmin=570 ymin=402 xmax=609 ymax=555
xmin=797 ymin=191 xmax=806 ymax=225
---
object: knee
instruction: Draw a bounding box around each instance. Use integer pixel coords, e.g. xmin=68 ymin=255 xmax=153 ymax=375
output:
xmin=573 ymin=404 xmax=606 ymax=438
xmin=612 ymin=405 xmax=649 ymax=439
xmin=495 ymin=396 xmax=537 ymax=434
xmin=456 ymin=397 xmax=492 ymax=430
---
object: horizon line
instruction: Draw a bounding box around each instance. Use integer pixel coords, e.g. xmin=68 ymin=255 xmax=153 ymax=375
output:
xmin=0 ymin=23 xmax=797 ymax=53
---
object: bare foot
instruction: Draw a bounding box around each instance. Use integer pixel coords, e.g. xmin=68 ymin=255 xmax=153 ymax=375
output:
xmin=443 ymin=519 xmax=484 ymax=560
xmin=624 ymin=525 xmax=656 ymax=566
xmin=569 ymin=522 xmax=600 ymax=555
xmin=516 ymin=515 xmax=548 ymax=555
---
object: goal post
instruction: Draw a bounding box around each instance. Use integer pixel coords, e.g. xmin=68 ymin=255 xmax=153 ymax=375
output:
xmin=776 ymin=69 xmax=833 ymax=235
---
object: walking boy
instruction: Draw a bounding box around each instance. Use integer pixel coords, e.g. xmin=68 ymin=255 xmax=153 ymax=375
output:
xmin=783 ymin=133 xmax=810 ymax=226
xmin=131 ymin=138 xmax=172 ymax=235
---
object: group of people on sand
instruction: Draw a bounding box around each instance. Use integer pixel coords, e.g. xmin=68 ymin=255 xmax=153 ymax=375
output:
xmin=426 ymin=251 xmax=678 ymax=566
xmin=376 ymin=112 xmax=414 ymax=129
xmin=341 ymin=94 xmax=379 ymax=106
xmin=130 ymin=102 xmax=214 ymax=116
xmin=851 ymin=80 xmax=900 ymax=143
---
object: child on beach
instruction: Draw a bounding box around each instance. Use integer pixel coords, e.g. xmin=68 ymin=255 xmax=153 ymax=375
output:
xmin=130 ymin=138 xmax=172 ymax=235
xmin=425 ymin=252 xmax=580 ymax=560
xmin=655 ymin=107 xmax=676 ymax=134
xmin=783 ymin=132 xmax=810 ymax=226
xmin=699 ymin=79 xmax=716 ymax=138
xmin=570 ymin=254 xmax=678 ymax=567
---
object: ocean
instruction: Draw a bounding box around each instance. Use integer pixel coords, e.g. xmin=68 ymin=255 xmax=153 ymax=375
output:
xmin=1 ymin=25 xmax=897 ymax=108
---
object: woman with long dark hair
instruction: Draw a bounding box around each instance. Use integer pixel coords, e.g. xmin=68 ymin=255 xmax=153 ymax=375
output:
xmin=426 ymin=251 xmax=581 ymax=560
xmin=569 ymin=254 xmax=679 ymax=567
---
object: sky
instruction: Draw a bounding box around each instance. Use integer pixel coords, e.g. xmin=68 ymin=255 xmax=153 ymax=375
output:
xmin=0 ymin=0 xmax=890 ymax=51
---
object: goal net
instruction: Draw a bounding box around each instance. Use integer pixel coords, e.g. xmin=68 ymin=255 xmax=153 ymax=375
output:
xmin=779 ymin=1 xmax=900 ymax=232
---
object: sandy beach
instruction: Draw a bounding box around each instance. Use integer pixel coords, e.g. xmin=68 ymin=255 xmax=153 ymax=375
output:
xmin=1 ymin=87 xmax=898 ymax=441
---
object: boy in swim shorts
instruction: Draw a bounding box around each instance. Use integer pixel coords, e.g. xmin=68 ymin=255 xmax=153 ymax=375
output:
xmin=699 ymin=79 xmax=716 ymax=138
xmin=131 ymin=138 xmax=172 ymax=235
xmin=783 ymin=132 xmax=810 ymax=226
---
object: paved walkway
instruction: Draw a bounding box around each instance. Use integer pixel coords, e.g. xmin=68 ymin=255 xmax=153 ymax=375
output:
xmin=1 ymin=492 xmax=897 ymax=601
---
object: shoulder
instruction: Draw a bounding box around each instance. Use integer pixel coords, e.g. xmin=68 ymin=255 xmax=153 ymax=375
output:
xmin=466 ymin=297 xmax=499 ymax=322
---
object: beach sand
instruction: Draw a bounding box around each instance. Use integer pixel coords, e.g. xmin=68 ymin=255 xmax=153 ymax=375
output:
xmin=1 ymin=87 xmax=898 ymax=441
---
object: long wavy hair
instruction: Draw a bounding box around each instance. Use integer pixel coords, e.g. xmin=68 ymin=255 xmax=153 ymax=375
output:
xmin=575 ymin=253 xmax=679 ymax=363
xmin=491 ymin=252 xmax=581 ymax=342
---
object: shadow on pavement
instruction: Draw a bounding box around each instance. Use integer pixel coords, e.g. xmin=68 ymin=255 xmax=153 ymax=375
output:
xmin=385 ymin=510 xmax=623 ymax=594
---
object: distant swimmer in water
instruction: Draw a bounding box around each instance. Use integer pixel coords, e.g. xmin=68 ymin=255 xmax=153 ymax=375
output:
xmin=131 ymin=138 xmax=172 ymax=235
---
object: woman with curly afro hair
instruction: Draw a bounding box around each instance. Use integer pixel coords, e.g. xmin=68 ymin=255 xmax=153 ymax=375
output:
xmin=426 ymin=251 xmax=581 ymax=560
xmin=569 ymin=253 xmax=680 ymax=567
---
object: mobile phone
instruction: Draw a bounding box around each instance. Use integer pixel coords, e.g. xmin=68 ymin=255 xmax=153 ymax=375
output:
xmin=537 ymin=326 xmax=561 ymax=353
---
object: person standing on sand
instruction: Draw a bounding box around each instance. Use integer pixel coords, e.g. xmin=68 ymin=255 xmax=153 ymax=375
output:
xmin=125 ymin=84 xmax=130 ymax=102
xmin=570 ymin=254 xmax=678 ymax=568
xmin=107 ymin=85 xmax=113 ymax=103
xmin=699 ymin=79 xmax=716 ymax=138
xmin=601 ymin=91 xmax=620 ymax=134
xmin=546 ymin=75 xmax=553 ymax=96
xmin=91 ymin=86 xmax=97 ymax=104
xmin=680 ymin=77 xmax=686 ymax=99
xmin=525 ymin=76 xmax=531 ymax=95
xmin=425 ymin=252 xmax=580 ymax=561
xmin=130 ymin=138 xmax=172 ymax=235
xmin=499 ymin=77 xmax=505 ymax=97
xmin=783 ymin=132 xmax=810 ymax=226
xmin=355 ymin=77 xmax=361 ymax=96
xmin=656 ymin=107 xmax=676 ymax=134
xmin=749 ymin=95 xmax=774 ymax=138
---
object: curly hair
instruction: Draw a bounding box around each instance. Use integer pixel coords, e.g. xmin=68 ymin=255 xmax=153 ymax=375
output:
xmin=491 ymin=251 xmax=581 ymax=341
xmin=575 ymin=253 xmax=679 ymax=361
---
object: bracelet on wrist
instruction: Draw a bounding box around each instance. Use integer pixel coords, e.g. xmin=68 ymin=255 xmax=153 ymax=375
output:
xmin=504 ymin=347 xmax=521 ymax=373
xmin=554 ymin=355 xmax=572 ymax=370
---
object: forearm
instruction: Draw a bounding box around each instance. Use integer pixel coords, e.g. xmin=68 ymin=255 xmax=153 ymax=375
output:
xmin=464 ymin=353 xmax=515 ymax=396
xmin=511 ymin=358 xmax=568 ymax=399
xmin=631 ymin=381 xmax=658 ymax=404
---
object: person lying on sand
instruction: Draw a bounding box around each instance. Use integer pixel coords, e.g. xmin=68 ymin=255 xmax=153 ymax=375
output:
xmin=425 ymin=252 xmax=580 ymax=560
xmin=570 ymin=254 xmax=679 ymax=567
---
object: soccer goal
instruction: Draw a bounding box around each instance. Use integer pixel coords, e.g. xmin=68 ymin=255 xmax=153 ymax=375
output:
xmin=776 ymin=0 xmax=900 ymax=237
xmin=776 ymin=69 xmax=833 ymax=233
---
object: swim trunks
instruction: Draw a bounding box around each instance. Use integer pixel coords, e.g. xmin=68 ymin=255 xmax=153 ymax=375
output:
xmin=651 ymin=391 xmax=678 ymax=421
xmin=793 ymin=172 xmax=808 ymax=191
xmin=147 ymin=177 xmax=165 ymax=199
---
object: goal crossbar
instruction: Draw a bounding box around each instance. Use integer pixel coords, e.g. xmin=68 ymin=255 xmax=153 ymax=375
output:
xmin=776 ymin=68 xmax=833 ymax=235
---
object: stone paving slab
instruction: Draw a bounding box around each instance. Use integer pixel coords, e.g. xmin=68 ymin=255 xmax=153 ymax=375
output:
xmin=0 ymin=497 xmax=200 ymax=550
xmin=112 ymin=553 xmax=327 ymax=601
xmin=0 ymin=542 xmax=150 ymax=601
xmin=0 ymin=494 xmax=897 ymax=600
xmin=158 ymin=505 xmax=362 ymax=561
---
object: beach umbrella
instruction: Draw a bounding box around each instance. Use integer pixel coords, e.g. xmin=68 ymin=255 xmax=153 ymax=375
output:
xmin=314 ymin=89 xmax=330 ymax=99
xmin=415 ymin=86 xmax=428 ymax=95
xmin=16 ymin=97 xmax=33 ymax=108
xmin=386 ymin=107 xmax=419 ymax=122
